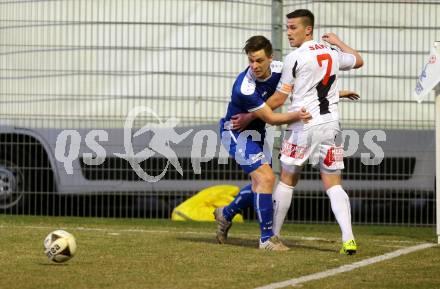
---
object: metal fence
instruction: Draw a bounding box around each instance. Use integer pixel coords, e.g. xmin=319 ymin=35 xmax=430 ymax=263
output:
xmin=0 ymin=0 xmax=438 ymax=225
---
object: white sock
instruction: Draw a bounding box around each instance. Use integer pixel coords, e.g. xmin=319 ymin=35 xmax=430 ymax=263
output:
xmin=272 ymin=181 xmax=294 ymax=236
xmin=326 ymin=185 xmax=354 ymax=242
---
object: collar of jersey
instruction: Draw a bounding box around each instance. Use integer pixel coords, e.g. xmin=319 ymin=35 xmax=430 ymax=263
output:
xmin=300 ymin=39 xmax=316 ymax=48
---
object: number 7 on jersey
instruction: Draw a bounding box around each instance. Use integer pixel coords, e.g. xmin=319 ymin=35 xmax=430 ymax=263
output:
xmin=316 ymin=53 xmax=333 ymax=86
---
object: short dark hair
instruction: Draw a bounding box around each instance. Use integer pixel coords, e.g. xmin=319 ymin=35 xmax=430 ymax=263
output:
xmin=286 ymin=9 xmax=314 ymax=30
xmin=243 ymin=35 xmax=273 ymax=57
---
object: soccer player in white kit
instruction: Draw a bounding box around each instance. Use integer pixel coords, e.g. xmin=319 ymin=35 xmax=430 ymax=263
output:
xmin=273 ymin=9 xmax=364 ymax=255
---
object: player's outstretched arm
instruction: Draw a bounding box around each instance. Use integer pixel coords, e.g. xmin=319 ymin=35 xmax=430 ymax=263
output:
xmin=322 ymin=32 xmax=364 ymax=68
xmin=231 ymin=91 xmax=289 ymax=131
xmin=266 ymin=90 xmax=289 ymax=110
xmin=252 ymin=105 xmax=311 ymax=126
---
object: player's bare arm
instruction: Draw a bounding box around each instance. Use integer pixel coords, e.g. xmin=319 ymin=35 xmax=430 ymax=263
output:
xmin=251 ymin=104 xmax=311 ymax=126
xmin=321 ymin=32 xmax=364 ymax=68
xmin=266 ymin=90 xmax=289 ymax=110
xmin=231 ymin=90 xmax=358 ymax=131
xmin=231 ymin=91 xmax=288 ymax=131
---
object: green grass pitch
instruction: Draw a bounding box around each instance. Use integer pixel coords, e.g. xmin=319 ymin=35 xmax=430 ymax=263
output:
xmin=0 ymin=215 xmax=439 ymax=289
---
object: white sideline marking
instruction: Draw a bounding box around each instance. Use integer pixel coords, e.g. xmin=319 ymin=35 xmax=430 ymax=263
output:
xmin=254 ymin=243 xmax=436 ymax=289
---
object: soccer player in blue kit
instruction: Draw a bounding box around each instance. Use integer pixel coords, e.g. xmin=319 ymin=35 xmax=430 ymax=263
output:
xmin=216 ymin=35 xmax=312 ymax=251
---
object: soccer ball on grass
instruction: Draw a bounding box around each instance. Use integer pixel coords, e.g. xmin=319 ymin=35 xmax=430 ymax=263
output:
xmin=43 ymin=230 xmax=77 ymax=263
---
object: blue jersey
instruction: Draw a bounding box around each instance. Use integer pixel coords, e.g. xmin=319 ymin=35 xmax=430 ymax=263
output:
xmin=222 ymin=61 xmax=283 ymax=133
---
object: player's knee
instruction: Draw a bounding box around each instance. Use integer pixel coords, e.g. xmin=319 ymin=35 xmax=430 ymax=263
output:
xmin=264 ymin=172 xmax=276 ymax=186
xmin=254 ymin=170 xmax=275 ymax=187
xmin=281 ymin=164 xmax=301 ymax=186
xmin=321 ymin=172 xmax=341 ymax=191
xmin=280 ymin=172 xmax=296 ymax=187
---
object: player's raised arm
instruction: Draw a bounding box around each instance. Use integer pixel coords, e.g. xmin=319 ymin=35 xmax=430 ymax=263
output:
xmin=321 ymin=32 xmax=364 ymax=68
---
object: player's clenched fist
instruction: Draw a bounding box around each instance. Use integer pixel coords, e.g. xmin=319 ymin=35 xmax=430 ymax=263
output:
xmin=321 ymin=32 xmax=342 ymax=46
xmin=299 ymin=107 xmax=312 ymax=123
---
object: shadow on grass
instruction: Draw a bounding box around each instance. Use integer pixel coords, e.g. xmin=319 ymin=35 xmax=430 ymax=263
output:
xmin=176 ymin=236 xmax=257 ymax=248
xmin=284 ymin=241 xmax=337 ymax=253
xmin=37 ymin=262 xmax=70 ymax=266
xmin=176 ymin=236 xmax=337 ymax=252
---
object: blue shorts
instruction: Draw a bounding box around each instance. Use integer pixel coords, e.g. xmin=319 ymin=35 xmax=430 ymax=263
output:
xmin=219 ymin=119 xmax=272 ymax=174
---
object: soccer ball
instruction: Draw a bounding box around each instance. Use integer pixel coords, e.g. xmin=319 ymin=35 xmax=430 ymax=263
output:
xmin=44 ymin=230 xmax=77 ymax=263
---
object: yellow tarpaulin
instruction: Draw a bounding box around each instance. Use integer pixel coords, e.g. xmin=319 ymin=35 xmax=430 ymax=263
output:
xmin=171 ymin=185 xmax=244 ymax=222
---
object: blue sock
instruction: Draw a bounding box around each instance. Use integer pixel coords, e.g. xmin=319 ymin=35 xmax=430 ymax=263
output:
xmin=222 ymin=184 xmax=253 ymax=222
xmin=254 ymin=192 xmax=274 ymax=242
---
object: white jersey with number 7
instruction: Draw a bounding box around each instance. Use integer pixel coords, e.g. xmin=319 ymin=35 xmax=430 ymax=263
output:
xmin=276 ymin=40 xmax=356 ymax=130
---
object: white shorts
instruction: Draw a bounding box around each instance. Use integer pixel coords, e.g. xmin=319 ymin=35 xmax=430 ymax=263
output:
xmin=279 ymin=121 xmax=344 ymax=172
